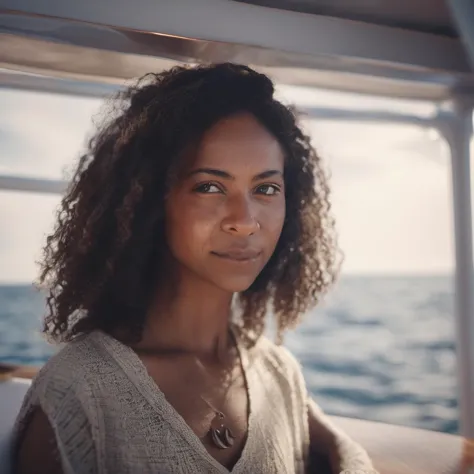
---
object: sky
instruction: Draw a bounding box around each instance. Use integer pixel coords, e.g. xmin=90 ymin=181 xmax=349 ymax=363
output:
xmin=0 ymin=84 xmax=461 ymax=283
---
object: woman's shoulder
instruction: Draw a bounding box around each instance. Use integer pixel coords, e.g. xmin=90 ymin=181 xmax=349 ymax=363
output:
xmin=35 ymin=332 xmax=101 ymax=383
xmin=246 ymin=334 xmax=310 ymax=458
xmin=248 ymin=334 xmax=307 ymax=388
xmin=253 ymin=334 xmax=303 ymax=366
xmin=13 ymin=334 xmax=103 ymax=473
xmin=20 ymin=331 xmax=108 ymax=411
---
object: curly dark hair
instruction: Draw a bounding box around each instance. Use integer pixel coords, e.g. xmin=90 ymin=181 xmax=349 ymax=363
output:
xmin=38 ymin=62 xmax=341 ymax=346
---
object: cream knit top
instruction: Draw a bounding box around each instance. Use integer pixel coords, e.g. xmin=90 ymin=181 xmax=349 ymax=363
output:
xmin=13 ymin=329 xmax=377 ymax=473
xmin=13 ymin=330 xmax=312 ymax=474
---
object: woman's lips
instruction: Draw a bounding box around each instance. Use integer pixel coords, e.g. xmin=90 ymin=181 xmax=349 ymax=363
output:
xmin=211 ymin=249 xmax=262 ymax=262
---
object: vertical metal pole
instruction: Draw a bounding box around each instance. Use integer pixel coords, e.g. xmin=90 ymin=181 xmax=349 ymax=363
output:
xmin=441 ymin=102 xmax=474 ymax=437
xmin=448 ymin=0 xmax=474 ymax=69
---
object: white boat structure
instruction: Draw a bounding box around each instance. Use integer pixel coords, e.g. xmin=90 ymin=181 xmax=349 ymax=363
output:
xmin=1 ymin=1 xmax=474 ymax=472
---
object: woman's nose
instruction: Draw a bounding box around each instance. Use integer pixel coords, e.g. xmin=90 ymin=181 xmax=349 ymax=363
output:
xmin=221 ymin=197 xmax=260 ymax=236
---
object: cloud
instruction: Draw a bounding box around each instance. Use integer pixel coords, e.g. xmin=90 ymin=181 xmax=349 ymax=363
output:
xmin=300 ymin=118 xmax=454 ymax=274
xmin=0 ymin=191 xmax=59 ymax=283
xmin=0 ymin=89 xmax=103 ymax=179
xmin=0 ymin=89 xmax=103 ymax=283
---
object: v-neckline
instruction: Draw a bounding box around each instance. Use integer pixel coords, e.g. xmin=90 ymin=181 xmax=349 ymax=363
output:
xmin=92 ymin=328 xmax=255 ymax=474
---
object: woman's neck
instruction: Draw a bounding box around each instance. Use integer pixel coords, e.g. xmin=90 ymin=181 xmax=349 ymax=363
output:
xmin=139 ymin=274 xmax=234 ymax=360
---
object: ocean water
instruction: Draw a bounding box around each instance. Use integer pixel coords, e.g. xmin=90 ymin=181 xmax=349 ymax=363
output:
xmin=0 ymin=275 xmax=457 ymax=434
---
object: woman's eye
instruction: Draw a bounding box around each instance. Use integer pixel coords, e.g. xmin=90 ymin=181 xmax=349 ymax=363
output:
xmin=193 ymin=183 xmax=222 ymax=194
xmin=256 ymin=184 xmax=281 ymax=196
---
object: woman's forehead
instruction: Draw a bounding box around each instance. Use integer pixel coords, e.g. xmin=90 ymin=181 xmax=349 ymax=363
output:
xmin=193 ymin=113 xmax=284 ymax=172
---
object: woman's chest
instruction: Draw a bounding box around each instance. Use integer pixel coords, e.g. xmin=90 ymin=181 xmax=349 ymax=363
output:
xmin=143 ymin=356 xmax=250 ymax=470
xmin=94 ymin=363 xmax=304 ymax=474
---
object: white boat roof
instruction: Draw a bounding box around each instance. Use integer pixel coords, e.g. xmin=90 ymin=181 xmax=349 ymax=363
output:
xmin=1 ymin=0 xmax=474 ymax=101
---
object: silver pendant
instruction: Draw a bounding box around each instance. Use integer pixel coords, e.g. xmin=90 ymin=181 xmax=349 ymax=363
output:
xmin=209 ymin=412 xmax=235 ymax=449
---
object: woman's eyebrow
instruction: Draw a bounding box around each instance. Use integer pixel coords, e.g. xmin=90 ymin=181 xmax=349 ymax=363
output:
xmin=187 ymin=168 xmax=233 ymax=179
xmin=187 ymin=168 xmax=283 ymax=181
xmin=253 ymin=170 xmax=283 ymax=181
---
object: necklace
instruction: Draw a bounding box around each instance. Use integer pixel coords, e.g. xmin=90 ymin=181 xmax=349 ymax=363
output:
xmin=197 ymin=327 xmax=240 ymax=450
xmin=200 ymin=395 xmax=236 ymax=449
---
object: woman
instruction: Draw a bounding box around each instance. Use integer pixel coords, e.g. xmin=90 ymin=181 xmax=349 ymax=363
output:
xmin=13 ymin=63 xmax=376 ymax=473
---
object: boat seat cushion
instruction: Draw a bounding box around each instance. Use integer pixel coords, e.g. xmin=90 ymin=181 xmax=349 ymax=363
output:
xmin=0 ymin=378 xmax=31 ymax=474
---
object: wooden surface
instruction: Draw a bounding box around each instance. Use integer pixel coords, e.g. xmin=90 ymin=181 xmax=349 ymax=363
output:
xmin=333 ymin=415 xmax=470 ymax=474
xmin=0 ymin=363 xmax=39 ymax=381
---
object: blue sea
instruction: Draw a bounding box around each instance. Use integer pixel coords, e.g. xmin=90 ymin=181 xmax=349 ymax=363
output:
xmin=0 ymin=275 xmax=457 ymax=434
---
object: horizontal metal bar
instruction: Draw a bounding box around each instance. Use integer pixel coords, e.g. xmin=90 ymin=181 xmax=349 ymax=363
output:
xmin=0 ymin=70 xmax=119 ymax=98
xmin=0 ymin=70 xmax=442 ymax=127
xmin=303 ymin=107 xmax=435 ymax=127
xmin=0 ymin=175 xmax=66 ymax=194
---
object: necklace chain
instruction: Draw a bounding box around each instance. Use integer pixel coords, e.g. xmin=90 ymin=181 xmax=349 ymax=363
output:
xmin=197 ymin=328 xmax=239 ymax=449
xmin=200 ymin=394 xmax=223 ymax=415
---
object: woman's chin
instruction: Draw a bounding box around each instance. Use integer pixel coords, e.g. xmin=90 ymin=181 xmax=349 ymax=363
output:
xmin=210 ymin=274 xmax=258 ymax=293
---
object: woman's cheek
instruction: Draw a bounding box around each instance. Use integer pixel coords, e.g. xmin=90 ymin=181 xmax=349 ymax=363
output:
xmin=262 ymin=202 xmax=285 ymax=233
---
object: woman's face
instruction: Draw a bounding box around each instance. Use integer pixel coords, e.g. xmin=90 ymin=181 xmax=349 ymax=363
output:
xmin=165 ymin=112 xmax=286 ymax=293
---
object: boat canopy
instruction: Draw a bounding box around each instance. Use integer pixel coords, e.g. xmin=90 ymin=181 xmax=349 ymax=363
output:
xmin=0 ymin=0 xmax=473 ymax=99
xmin=1 ymin=0 xmax=474 ymax=438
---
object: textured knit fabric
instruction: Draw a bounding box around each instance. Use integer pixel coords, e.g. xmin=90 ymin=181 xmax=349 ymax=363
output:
xmin=12 ymin=330 xmax=377 ymax=474
xmin=12 ymin=330 xmax=311 ymax=474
